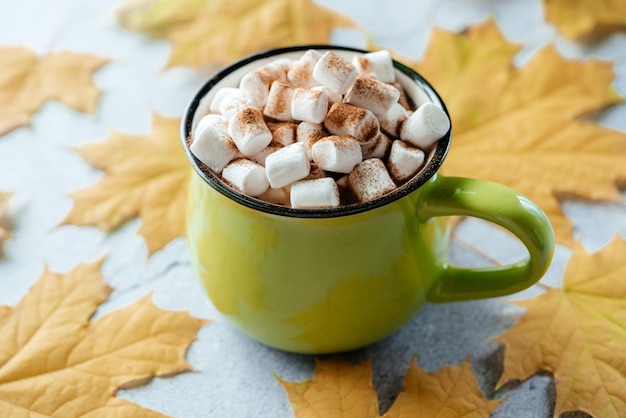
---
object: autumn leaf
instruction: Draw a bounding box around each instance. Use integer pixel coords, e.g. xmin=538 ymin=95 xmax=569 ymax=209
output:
xmin=408 ymin=20 xmax=626 ymax=245
xmin=62 ymin=114 xmax=188 ymax=255
xmin=0 ymin=192 xmax=12 ymax=257
xmin=494 ymin=237 xmax=626 ymax=417
xmin=278 ymin=357 xmax=501 ymax=418
xmin=116 ymin=0 xmax=355 ymax=69
xmin=383 ymin=360 xmax=502 ymax=418
xmin=0 ymin=46 xmax=107 ymax=136
xmin=543 ymin=0 xmax=626 ymax=41
xmin=0 ymin=259 xmax=208 ymax=417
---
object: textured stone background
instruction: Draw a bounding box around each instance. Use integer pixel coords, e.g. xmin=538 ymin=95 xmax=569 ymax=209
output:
xmin=0 ymin=0 xmax=625 ymax=416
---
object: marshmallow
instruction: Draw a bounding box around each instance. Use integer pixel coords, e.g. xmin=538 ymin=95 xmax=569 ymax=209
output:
xmin=222 ymin=158 xmax=269 ymax=197
xmin=228 ymin=108 xmax=273 ymax=156
xmin=349 ymin=158 xmax=397 ymax=202
xmin=346 ymin=76 xmax=400 ymax=115
xmin=220 ymin=89 xmax=258 ymax=120
xmin=391 ymin=82 xmax=413 ymax=110
xmin=240 ymin=72 xmax=270 ymax=107
xmin=195 ymin=113 xmax=229 ymax=138
xmin=387 ymin=140 xmax=425 ymax=182
xmin=378 ymin=102 xmax=409 ymax=137
xmin=311 ymin=85 xmax=341 ymax=107
xmin=258 ymin=186 xmax=291 ymax=206
xmin=361 ymin=131 xmax=391 ymax=159
xmin=190 ymin=126 xmax=239 ymax=174
xmin=291 ymin=88 xmax=328 ymax=124
xmin=265 ymin=142 xmax=311 ymax=188
xmin=312 ymin=51 xmax=358 ymax=95
xmin=290 ymin=177 xmax=340 ymax=208
xmin=324 ymin=103 xmax=380 ymax=144
xmin=267 ymin=122 xmax=296 ymax=146
xmin=312 ymin=136 xmax=362 ymax=174
xmin=288 ymin=49 xmax=322 ymax=88
xmin=296 ymin=121 xmax=327 ymax=158
xmin=264 ymin=81 xmax=296 ymax=121
xmin=209 ymin=87 xmax=239 ymax=114
xmin=352 ymin=50 xmax=395 ymax=83
xmin=400 ymin=102 xmax=450 ymax=149
xmin=251 ymin=142 xmax=282 ymax=166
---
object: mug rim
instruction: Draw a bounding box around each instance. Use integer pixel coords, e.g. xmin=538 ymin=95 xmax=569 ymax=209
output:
xmin=181 ymin=44 xmax=451 ymax=218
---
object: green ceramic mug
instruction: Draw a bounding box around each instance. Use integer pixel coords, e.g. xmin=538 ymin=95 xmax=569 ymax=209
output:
xmin=181 ymin=45 xmax=555 ymax=354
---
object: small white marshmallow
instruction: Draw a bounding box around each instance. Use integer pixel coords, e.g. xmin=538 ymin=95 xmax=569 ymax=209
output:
xmin=291 ymin=88 xmax=328 ymax=124
xmin=312 ymin=51 xmax=358 ymax=95
xmin=345 ymin=76 xmax=400 ymax=115
xmin=258 ymin=186 xmax=291 ymax=206
xmin=209 ymin=87 xmax=239 ymax=114
xmin=296 ymin=121 xmax=327 ymax=159
xmin=349 ymin=158 xmax=396 ymax=202
xmin=361 ymin=131 xmax=391 ymax=159
xmin=288 ymin=49 xmax=322 ymax=88
xmin=311 ymin=85 xmax=342 ymax=107
xmin=190 ymin=126 xmax=239 ymax=174
xmin=240 ymin=72 xmax=270 ymax=107
xmin=290 ymin=177 xmax=340 ymax=208
xmin=264 ymin=81 xmax=296 ymax=121
xmin=265 ymin=142 xmax=311 ymax=188
xmin=222 ymin=158 xmax=269 ymax=197
xmin=194 ymin=113 xmax=229 ymax=139
xmin=220 ymin=89 xmax=258 ymax=120
xmin=228 ymin=108 xmax=273 ymax=156
xmin=324 ymin=103 xmax=380 ymax=144
xmin=352 ymin=50 xmax=395 ymax=83
xmin=378 ymin=102 xmax=409 ymax=137
xmin=267 ymin=122 xmax=296 ymax=147
xmin=400 ymin=102 xmax=450 ymax=149
xmin=312 ymin=136 xmax=362 ymax=174
xmin=387 ymin=140 xmax=425 ymax=182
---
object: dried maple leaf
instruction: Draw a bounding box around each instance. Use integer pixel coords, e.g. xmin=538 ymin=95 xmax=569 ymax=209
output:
xmin=278 ymin=357 xmax=500 ymax=418
xmin=408 ymin=20 xmax=626 ymax=245
xmin=0 ymin=259 xmax=207 ymax=417
xmin=0 ymin=46 xmax=107 ymax=136
xmin=62 ymin=114 xmax=188 ymax=255
xmin=543 ymin=0 xmax=626 ymax=41
xmin=494 ymin=237 xmax=626 ymax=417
xmin=116 ymin=0 xmax=355 ymax=68
xmin=0 ymin=192 xmax=12 ymax=257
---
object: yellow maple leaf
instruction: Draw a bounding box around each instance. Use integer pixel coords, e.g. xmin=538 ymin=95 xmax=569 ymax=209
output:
xmin=116 ymin=0 xmax=355 ymax=68
xmin=278 ymin=357 xmax=501 ymax=418
xmin=494 ymin=237 xmax=626 ymax=417
xmin=0 ymin=192 xmax=12 ymax=257
xmin=0 ymin=46 xmax=108 ymax=136
xmin=62 ymin=114 xmax=189 ymax=255
xmin=0 ymin=259 xmax=208 ymax=417
xmin=408 ymin=20 xmax=626 ymax=245
xmin=543 ymin=0 xmax=626 ymax=41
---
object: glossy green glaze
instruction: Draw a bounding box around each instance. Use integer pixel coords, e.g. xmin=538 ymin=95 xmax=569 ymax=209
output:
xmin=187 ymin=171 xmax=554 ymax=353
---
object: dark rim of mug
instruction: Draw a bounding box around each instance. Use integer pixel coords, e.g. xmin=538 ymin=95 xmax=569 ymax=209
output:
xmin=181 ymin=45 xmax=451 ymax=218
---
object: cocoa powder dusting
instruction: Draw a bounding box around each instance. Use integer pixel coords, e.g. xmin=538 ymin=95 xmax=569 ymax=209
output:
xmin=327 ymin=52 xmax=353 ymax=75
xmin=356 ymin=56 xmax=371 ymax=73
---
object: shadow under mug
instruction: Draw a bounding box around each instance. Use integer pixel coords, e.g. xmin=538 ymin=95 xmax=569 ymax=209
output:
xmin=181 ymin=45 xmax=555 ymax=354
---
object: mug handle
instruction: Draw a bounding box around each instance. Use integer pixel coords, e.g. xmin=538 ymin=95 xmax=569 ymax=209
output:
xmin=416 ymin=175 xmax=555 ymax=302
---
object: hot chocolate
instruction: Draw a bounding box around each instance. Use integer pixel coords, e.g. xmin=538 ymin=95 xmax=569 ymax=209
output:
xmin=188 ymin=49 xmax=450 ymax=209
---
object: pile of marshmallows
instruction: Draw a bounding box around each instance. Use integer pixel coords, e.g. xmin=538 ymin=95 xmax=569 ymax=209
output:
xmin=189 ymin=49 xmax=450 ymax=209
